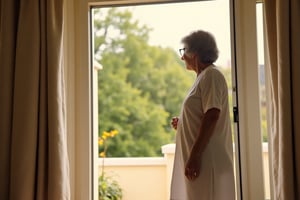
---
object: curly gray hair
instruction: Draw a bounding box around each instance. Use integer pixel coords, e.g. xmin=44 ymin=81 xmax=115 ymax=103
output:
xmin=181 ymin=30 xmax=219 ymax=63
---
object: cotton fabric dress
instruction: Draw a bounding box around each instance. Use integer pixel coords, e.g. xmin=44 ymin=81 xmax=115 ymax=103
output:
xmin=170 ymin=65 xmax=235 ymax=200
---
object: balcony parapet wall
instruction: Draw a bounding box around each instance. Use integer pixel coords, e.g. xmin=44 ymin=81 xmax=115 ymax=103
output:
xmin=98 ymin=143 xmax=270 ymax=200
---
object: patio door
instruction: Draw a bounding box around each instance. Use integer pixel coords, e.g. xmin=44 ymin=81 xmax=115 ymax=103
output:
xmin=89 ymin=0 xmax=250 ymax=199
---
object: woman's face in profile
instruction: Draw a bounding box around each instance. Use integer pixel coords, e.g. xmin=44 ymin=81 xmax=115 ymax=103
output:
xmin=182 ymin=51 xmax=196 ymax=71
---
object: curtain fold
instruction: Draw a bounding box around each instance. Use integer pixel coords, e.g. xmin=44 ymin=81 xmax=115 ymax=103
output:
xmin=0 ymin=0 xmax=70 ymax=199
xmin=264 ymin=0 xmax=300 ymax=199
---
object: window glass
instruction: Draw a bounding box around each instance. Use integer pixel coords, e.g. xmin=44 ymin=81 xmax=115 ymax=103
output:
xmin=256 ymin=3 xmax=271 ymax=199
xmin=92 ymin=0 xmax=233 ymax=157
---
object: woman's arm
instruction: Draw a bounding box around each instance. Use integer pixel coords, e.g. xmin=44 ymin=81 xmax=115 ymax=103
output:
xmin=185 ymin=107 xmax=220 ymax=181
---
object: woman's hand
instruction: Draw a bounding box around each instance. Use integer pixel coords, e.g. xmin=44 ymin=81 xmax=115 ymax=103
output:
xmin=185 ymin=156 xmax=201 ymax=181
xmin=171 ymin=117 xmax=179 ymax=130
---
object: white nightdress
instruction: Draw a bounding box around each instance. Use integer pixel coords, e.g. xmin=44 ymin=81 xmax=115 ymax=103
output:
xmin=170 ymin=65 xmax=235 ymax=200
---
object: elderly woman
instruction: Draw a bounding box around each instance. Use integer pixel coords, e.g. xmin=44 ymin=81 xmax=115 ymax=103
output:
xmin=170 ymin=30 xmax=235 ymax=200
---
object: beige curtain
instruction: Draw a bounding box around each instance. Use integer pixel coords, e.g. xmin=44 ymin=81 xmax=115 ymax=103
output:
xmin=264 ymin=0 xmax=300 ymax=199
xmin=0 ymin=0 xmax=70 ymax=199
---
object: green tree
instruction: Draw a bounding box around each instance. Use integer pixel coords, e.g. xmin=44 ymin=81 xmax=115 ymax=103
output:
xmin=94 ymin=8 xmax=194 ymax=157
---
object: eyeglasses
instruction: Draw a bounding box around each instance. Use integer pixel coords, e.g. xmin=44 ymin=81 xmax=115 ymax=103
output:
xmin=179 ymin=48 xmax=186 ymax=57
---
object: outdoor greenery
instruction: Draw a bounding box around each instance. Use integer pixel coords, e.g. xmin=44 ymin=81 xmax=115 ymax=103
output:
xmin=94 ymin=7 xmax=196 ymax=157
xmin=98 ymin=130 xmax=123 ymax=199
xmin=99 ymin=175 xmax=122 ymax=200
xmin=93 ymin=7 xmax=267 ymax=157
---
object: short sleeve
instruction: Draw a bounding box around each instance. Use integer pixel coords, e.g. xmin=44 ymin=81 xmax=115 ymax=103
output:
xmin=199 ymin=68 xmax=226 ymax=113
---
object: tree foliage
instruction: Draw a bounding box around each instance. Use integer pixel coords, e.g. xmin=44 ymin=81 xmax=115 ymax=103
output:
xmin=94 ymin=8 xmax=194 ymax=157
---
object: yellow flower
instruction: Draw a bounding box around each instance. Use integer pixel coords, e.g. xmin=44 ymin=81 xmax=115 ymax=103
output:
xmin=98 ymin=138 xmax=104 ymax=146
xmin=98 ymin=130 xmax=119 ymax=158
xmin=99 ymin=152 xmax=106 ymax=158
xmin=102 ymin=131 xmax=111 ymax=139
xmin=103 ymin=131 xmax=110 ymax=136
xmin=110 ymin=130 xmax=119 ymax=137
